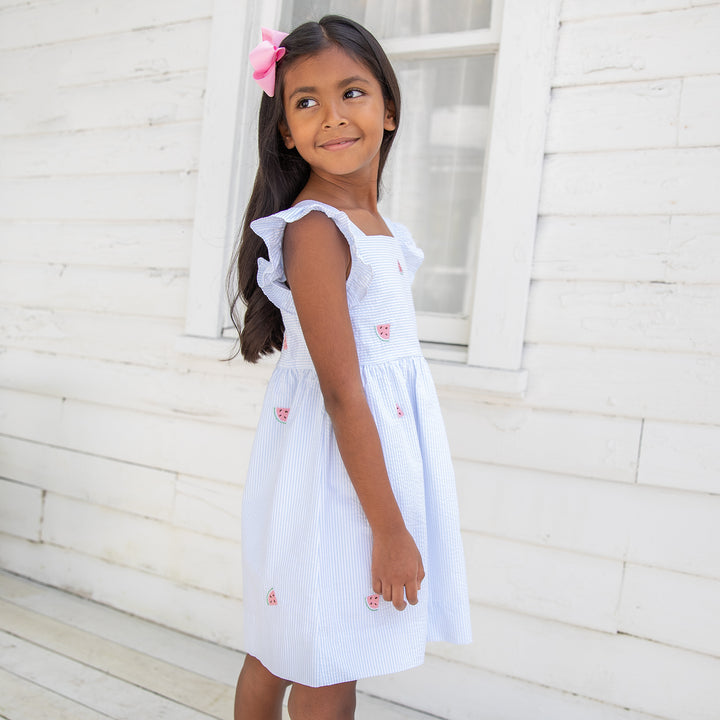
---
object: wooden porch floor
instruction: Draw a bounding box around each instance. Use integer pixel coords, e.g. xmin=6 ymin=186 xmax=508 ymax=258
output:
xmin=0 ymin=570 xmax=437 ymax=720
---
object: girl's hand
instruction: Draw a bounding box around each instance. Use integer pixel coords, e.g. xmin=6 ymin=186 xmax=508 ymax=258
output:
xmin=372 ymin=527 xmax=425 ymax=611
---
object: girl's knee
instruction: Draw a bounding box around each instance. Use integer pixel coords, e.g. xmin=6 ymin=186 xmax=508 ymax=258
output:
xmin=235 ymin=655 xmax=289 ymax=720
xmin=287 ymin=681 xmax=356 ymax=720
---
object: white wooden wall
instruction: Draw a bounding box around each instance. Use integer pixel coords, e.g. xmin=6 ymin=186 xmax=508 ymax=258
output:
xmin=1 ymin=1 xmax=720 ymax=719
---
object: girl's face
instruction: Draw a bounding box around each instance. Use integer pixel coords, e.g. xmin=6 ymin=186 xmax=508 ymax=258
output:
xmin=280 ymin=46 xmax=396 ymax=185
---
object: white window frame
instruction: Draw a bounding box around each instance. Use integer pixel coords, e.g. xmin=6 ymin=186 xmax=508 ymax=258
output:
xmin=180 ymin=0 xmax=562 ymax=398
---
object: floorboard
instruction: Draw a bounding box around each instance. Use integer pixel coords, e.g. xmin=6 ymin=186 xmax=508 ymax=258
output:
xmin=0 ymin=570 xmax=439 ymax=720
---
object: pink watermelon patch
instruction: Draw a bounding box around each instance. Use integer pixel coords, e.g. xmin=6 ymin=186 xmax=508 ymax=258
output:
xmin=365 ymin=594 xmax=380 ymax=611
xmin=375 ymin=324 xmax=390 ymax=341
xmin=275 ymin=407 xmax=289 ymax=423
xmin=266 ymin=588 xmax=278 ymax=606
xmin=397 ymin=260 xmax=404 ymax=274
xmin=396 ymin=404 xmax=404 ymax=418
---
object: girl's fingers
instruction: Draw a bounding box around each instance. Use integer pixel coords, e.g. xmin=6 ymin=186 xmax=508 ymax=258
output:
xmin=382 ymin=582 xmax=392 ymax=603
xmin=391 ymin=584 xmax=407 ymax=611
xmin=405 ymin=580 xmax=419 ymax=606
xmin=373 ymin=578 xmax=382 ymax=595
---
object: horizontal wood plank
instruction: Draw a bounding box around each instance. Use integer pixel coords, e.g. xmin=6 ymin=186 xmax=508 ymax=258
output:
xmin=638 ymin=419 xmax=720 ymax=494
xmin=0 ymin=306 xmax=186 ymax=367
xmin=525 ymin=280 xmax=720 ymax=354
xmin=458 ymin=459 xmax=720 ymax=579
xmin=0 ymin=172 xmax=198 ymax=221
xmin=443 ymin=397 xmax=641 ymax=482
xmin=0 ymin=479 xmax=42 ymax=541
xmin=174 ymin=474 xmax=243 ymax=542
xmin=0 ymin=537 xmax=245 ymax=649
xmin=0 ymin=19 xmax=211 ymax=94
xmin=539 ymin=148 xmax=720 ymax=216
xmin=618 ymin=564 xmax=720 ymax=658
xmin=0 ymin=666 xmax=112 ymax=720
xmin=464 ymin=532 xmax=623 ymax=632
xmin=0 ymin=70 xmax=206 ymax=135
xmin=0 ymin=220 xmax=192 ymax=268
xmin=0 ymin=570 xmax=243 ymax=686
xmin=625 ymin=485 xmax=720 ymax=579
xmin=0 ymin=436 xmax=176 ymax=522
xmin=455 ymin=461 xmax=632 ymax=559
xmin=0 ymin=348 xmax=266 ymax=429
xmin=0 ymin=0 xmax=213 ymax=51
xmin=533 ymin=215 xmax=720 ymax=284
xmin=554 ymin=5 xmax=720 ymax=86
xmin=533 ymin=215 xmax=670 ymax=281
xmin=0 ymin=306 xmax=274 ymax=379
xmin=0 ymin=263 xmax=188 ymax=318
xmin=1 ymin=122 xmax=201 ymax=177
xmin=0 ymin=630 xmax=219 ymax=719
xmin=0 ymin=388 xmax=253 ymax=483
xmin=561 ymin=0 xmax=694 ymax=20
xmin=362 ymin=651 xmax=663 ymax=720
xmin=523 ymin=344 xmax=720 ymax=424
xmin=679 ymin=74 xmax=720 ymax=147
xmin=0 ymin=599 xmax=233 ymax=718
xmin=435 ymin=603 xmax=720 ymax=720
xmin=42 ymin=494 xmax=243 ymax=597
xmin=546 ymin=80 xmax=680 ymax=153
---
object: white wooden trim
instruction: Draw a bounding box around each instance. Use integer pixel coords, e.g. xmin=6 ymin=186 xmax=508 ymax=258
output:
xmin=382 ymin=28 xmax=499 ymax=59
xmin=416 ymin=313 xmax=468 ymax=346
xmin=184 ymin=0 xmax=252 ymax=338
xmin=467 ymin=0 xmax=561 ymax=369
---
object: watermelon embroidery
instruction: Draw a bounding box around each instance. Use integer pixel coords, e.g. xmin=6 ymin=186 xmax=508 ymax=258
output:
xmin=375 ymin=324 xmax=390 ymax=341
xmin=396 ymin=404 xmax=404 ymax=418
xmin=274 ymin=407 xmax=290 ymax=423
xmin=365 ymin=594 xmax=380 ymax=611
xmin=266 ymin=588 xmax=278 ymax=606
xmin=397 ymin=260 xmax=404 ymax=274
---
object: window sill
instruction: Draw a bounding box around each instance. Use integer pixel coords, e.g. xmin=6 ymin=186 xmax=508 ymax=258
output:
xmin=176 ymin=335 xmax=528 ymax=399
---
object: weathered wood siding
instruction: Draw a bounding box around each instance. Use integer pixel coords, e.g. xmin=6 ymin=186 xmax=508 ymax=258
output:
xmin=1 ymin=1 xmax=719 ymax=718
xmin=0 ymin=0 xmax=254 ymax=648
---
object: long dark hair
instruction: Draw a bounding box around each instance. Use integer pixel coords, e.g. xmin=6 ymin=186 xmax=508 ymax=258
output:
xmin=227 ymin=15 xmax=401 ymax=362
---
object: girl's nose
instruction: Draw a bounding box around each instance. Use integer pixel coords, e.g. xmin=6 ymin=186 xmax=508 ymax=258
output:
xmin=322 ymin=103 xmax=347 ymax=129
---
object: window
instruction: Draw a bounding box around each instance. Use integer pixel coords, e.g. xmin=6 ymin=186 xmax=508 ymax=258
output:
xmin=182 ymin=0 xmax=562 ymax=396
xmin=279 ymin=1 xmax=497 ymax=346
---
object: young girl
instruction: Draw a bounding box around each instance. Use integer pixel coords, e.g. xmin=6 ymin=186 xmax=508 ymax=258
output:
xmin=228 ymin=16 xmax=472 ymax=720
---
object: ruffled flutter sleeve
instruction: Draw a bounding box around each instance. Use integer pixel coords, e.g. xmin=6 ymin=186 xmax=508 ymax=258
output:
xmin=250 ymin=201 xmax=374 ymax=315
xmin=387 ymin=220 xmax=424 ymax=282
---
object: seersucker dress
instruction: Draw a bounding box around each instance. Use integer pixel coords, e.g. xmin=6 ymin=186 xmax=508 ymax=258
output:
xmin=241 ymin=199 xmax=472 ymax=687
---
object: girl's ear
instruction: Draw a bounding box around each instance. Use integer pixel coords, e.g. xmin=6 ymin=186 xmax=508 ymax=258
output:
xmin=384 ymin=100 xmax=397 ymax=132
xmin=278 ymin=119 xmax=295 ymax=149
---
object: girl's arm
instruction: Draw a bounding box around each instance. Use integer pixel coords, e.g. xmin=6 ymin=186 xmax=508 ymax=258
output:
xmin=283 ymin=211 xmax=424 ymax=612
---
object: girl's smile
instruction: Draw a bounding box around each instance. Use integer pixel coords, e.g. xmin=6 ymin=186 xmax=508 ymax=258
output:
xmin=319 ymin=137 xmax=359 ymax=151
xmin=280 ymin=46 xmax=396 ymax=184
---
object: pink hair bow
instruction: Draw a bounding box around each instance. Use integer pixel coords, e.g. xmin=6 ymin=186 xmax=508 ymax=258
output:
xmin=249 ymin=28 xmax=289 ymax=97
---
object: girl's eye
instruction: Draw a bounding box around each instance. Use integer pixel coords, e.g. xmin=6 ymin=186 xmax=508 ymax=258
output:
xmin=297 ymin=97 xmax=317 ymax=109
xmin=345 ymin=88 xmax=364 ymax=99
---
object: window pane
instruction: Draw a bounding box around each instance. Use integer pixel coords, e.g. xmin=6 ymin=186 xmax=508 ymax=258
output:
xmin=281 ymin=0 xmax=493 ymax=37
xmin=381 ymin=54 xmax=495 ymax=318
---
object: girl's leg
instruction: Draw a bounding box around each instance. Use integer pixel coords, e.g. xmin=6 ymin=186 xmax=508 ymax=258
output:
xmin=234 ymin=654 xmax=290 ymax=720
xmin=287 ymin=680 xmax=357 ymax=720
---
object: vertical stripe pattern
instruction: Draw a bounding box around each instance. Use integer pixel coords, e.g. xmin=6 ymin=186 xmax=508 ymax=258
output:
xmin=242 ymin=200 xmax=472 ymax=687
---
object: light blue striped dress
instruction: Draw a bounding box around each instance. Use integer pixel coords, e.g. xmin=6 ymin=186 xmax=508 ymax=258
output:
xmin=242 ymin=199 xmax=472 ymax=687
